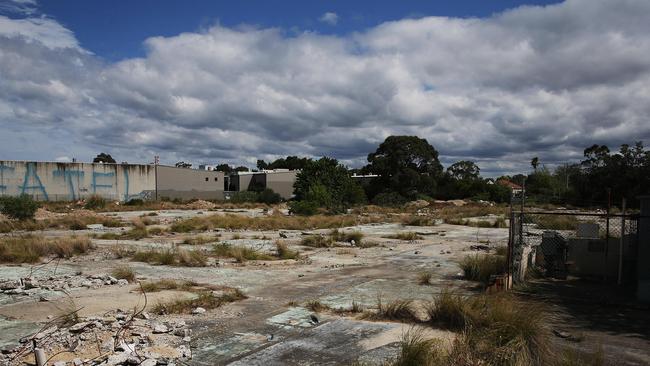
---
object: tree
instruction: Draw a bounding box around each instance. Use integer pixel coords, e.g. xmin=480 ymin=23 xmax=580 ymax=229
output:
xmin=292 ymin=157 xmax=366 ymax=213
xmin=263 ymin=156 xmax=311 ymax=170
xmin=215 ymin=164 xmax=233 ymax=173
xmin=257 ymin=159 xmax=268 ymax=170
xmin=175 ymin=161 xmax=192 ymax=168
xmin=234 ymin=166 xmax=250 ymax=172
xmin=364 ymin=136 xmax=443 ymax=200
xmin=447 ymin=161 xmax=480 ymax=181
xmin=93 ymin=153 xmax=116 ymax=164
xmin=531 ymin=157 xmax=539 ymax=172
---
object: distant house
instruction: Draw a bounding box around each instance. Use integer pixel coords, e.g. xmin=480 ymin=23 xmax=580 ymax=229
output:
xmin=496 ymin=179 xmax=523 ymax=193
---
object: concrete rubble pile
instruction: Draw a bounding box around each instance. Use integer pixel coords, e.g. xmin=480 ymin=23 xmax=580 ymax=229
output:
xmin=1 ymin=309 xmax=192 ymax=365
xmin=0 ymin=274 xmax=130 ymax=297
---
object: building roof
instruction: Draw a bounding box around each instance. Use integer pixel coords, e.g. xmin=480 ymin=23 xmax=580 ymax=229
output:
xmin=496 ymin=179 xmax=523 ymax=190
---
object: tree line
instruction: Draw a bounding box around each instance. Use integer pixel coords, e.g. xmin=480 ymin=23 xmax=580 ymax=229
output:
xmin=97 ymin=135 xmax=650 ymax=212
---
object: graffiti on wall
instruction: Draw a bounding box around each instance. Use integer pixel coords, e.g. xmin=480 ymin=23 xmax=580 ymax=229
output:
xmin=0 ymin=164 xmax=15 ymax=192
xmin=52 ymin=169 xmax=85 ymax=201
xmin=0 ymin=162 xmax=153 ymax=201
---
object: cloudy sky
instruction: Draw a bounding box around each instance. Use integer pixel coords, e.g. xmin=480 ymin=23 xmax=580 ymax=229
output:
xmin=1 ymin=0 xmax=649 ymax=176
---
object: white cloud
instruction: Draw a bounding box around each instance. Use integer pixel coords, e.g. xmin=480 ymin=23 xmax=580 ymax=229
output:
xmin=319 ymin=12 xmax=338 ymax=25
xmin=0 ymin=15 xmax=82 ymax=50
xmin=0 ymin=0 xmax=38 ymax=16
xmin=1 ymin=0 xmax=650 ymax=175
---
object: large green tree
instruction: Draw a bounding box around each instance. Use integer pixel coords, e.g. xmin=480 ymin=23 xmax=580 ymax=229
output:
xmin=364 ymin=136 xmax=443 ymax=200
xmin=293 ymin=157 xmax=366 ymax=213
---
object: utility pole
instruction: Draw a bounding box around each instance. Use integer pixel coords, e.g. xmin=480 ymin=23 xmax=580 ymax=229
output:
xmin=154 ymin=155 xmax=159 ymax=201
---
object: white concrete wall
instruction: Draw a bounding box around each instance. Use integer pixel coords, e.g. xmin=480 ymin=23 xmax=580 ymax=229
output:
xmin=0 ymin=161 xmax=156 ymax=201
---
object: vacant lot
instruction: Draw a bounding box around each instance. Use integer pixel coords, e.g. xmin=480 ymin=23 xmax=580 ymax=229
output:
xmin=0 ymin=202 xmax=646 ymax=365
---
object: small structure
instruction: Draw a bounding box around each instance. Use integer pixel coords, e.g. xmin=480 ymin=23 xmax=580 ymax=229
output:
xmin=226 ymin=170 xmax=298 ymax=200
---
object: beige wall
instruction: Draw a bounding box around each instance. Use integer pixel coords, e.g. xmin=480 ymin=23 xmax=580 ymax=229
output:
xmin=0 ymin=161 xmax=155 ymax=201
xmin=266 ymin=171 xmax=298 ymax=199
xmin=156 ymin=166 xmax=224 ymax=200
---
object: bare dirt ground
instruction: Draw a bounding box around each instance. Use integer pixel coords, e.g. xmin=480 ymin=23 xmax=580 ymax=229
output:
xmin=1 ymin=205 xmax=648 ymax=365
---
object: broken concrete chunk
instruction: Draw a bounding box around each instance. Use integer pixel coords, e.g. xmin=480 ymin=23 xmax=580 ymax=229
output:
xmin=23 ymin=277 xmax=39 ymax=289
xmin=117 ymin=279 xmax=129 ymax=286
xmin=152 ymin=324 xmax=169 ymax=334
xmin=192 ymin=307 xmax=206 ymax=315
xmin=69 ymin=321 xmax=91 ymax=333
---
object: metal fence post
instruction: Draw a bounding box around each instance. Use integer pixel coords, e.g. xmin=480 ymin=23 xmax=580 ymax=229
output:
xmin=618 ymin=198 xmax=626 ymax=285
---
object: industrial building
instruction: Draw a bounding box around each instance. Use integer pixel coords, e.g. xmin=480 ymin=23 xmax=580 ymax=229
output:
xmin=225 ymin=170 xmax=298 ymax=200
xmin=0 ymin=160 xmax=296 ymax=202
xmin=0 ymin=160 xmax=224 ymax=202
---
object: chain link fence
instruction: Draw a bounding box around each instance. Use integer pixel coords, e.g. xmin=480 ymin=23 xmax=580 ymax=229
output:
xmin=509 ymin=209 xmax=639 ymax=285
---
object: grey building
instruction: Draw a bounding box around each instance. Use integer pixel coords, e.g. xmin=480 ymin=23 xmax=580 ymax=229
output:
xmin=227 ymin=170 xmax=298 ymax=200
xmin=156 ymin=165 xmax=224 ymax=200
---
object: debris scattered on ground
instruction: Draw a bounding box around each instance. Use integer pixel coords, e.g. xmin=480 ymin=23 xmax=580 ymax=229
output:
xmin=0 ymin=274 xmax=129 ymax=297
xmin=1 ymin=308 xmax=192 ymax=365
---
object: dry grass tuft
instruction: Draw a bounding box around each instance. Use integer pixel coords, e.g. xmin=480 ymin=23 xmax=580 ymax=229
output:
xmin=401 ymin=215 xmax=437 ymax=226
xmin=111 ymin=265 xmax=136 ymax=283
xmin=131 ymin=248 xmax=208 ymax=267
xmin=301 ymin=235 xmax=334 ymax=248
xmin=427 ymin=289 xmax=479 ymax=330
xmin=330 ymin=229 xmax=364 ymax=244
xmin=276 ymin=241 xmax=300 ymax=259
xmin=305 ymin=299 xmax=328 ymax=312
xmin=384 ymin=232 xmax=423 ymax=241
xmin=152 ymin=288 xmax=246 ymax=314
xmin=212 ymin=243 xmax=273 ymax=262
xmin=182 ymin=235 xmax=217 ymax=245
xmin=0 ymin=235 xmax=93 ymax=263
xmin=417 ymin=272 xmax=433 ymax=285
xmin=362 ymin=298 xmax=419 ymax=323
xmin=140 ymin=279 xmax=196 ymax=293
xmin=391 ymin=328 xmax=444 ymax=366
xmin=459 ymin=253 xmax=507 ymax=284
xmin=169 ymin=213 xmax=376 ymax=233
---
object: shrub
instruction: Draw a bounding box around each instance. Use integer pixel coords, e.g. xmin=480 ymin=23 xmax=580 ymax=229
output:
xmin=0 ymin=194 xmax=39 ymax=220
xmin=230 ymin=191 xmax=260 ymax=203
xmin=124 ymin=198 xmax=144 ymax=206
xmin=535 ymin=215 xmax=578 ymax=230
xmin=459 ymin=254 xmax=507 ymax=284
xmin=84 ymin=195 xmax=106 ymax=209
xmin=288 ymin=200 xmax=319 ymax=216
xmin=258 ymin=188 xmax=282 ymax=204
xmin=371 ymin=192 xmax=407 ymax=207
xmin=112 ymin=265 xmax=136 ymax=282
